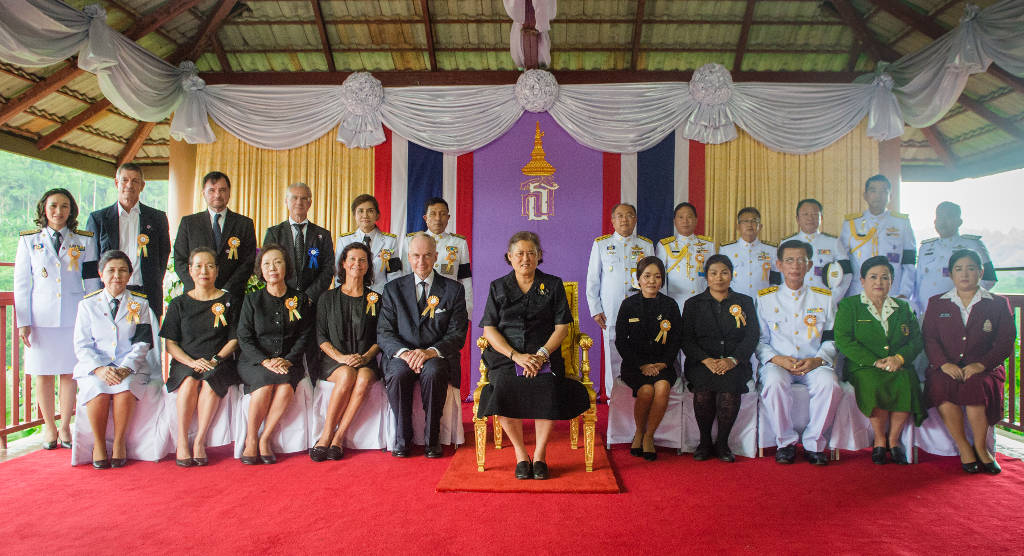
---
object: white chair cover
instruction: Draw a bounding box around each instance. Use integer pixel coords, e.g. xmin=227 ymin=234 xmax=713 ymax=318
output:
xmin=71 ymin=378 xmax=170 ymax=466
xmin=231 ymin=377 xmax=314 ymax=458
xmin=309 ymin=379 xmax=388 ymax=450
xmin=606 ymin=377 xmax=684 ymax=450
xmin=913 ymin=406 xmax=996 ymax=457
xmin=683 ymin=379 xmax=759 ymax=458
xmin=162 ymin=384 xmax=238 ymax=455
xmin=827 ymin=381 xmax=916 ymax=461
xmin=385 ymin=384 xmax=464 ymax=450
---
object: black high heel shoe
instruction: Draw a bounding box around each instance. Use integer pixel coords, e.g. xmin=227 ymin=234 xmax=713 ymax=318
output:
xmin=961 ymin=461 xmax=980 ymax=474
xmin=514 ymin=460 xmax=533 ymax=480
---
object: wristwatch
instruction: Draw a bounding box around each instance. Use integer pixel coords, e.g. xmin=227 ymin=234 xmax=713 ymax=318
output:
xmin=210 ymin=355 xmax=221 ymax=366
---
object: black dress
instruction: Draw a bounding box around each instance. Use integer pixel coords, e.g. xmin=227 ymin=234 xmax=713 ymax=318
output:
xmin=475 ymin=270 xmax=590 ymax=420
xmin=680 ymin=289 xmax=759 ymax=394
xmin=315 ymin=287 xmax=381 ymax=380
xmin=160 ymin=291 xmax=241 ymax=397
xmin=236 ymin=287 xmax=314 ymax=394
xmin=614 ymin=293 xmax=681 ymax=396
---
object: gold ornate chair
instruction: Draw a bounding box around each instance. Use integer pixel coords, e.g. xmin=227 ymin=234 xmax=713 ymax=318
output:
xmin=471 ymin=281 xmax=598 ymax=472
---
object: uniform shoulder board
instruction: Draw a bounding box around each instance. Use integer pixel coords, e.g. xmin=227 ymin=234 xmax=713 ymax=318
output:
xmin=758 ymin=286 xmax=778 ymax=297
xmin=594 ymin=234 xmax=612 ymax=242
xmin=406 ymin=231 xmax=417 ymax=237
xmin=810 ymin=286 xmax=832 ymax=296
xmin=961 ymin=234 xmax=981 ymax=240
xmin=659 ymin=236 xmax=674 ymax=245
xmin=340 ymin=230 xmax=357 ymax=237
xmin=762 ymin=240 xmax=778 ymax=247
xmin=382 ymin=232 xmax=397 ymax=238
xmin=844 ymin=212 xmax=861 ymax=221
xmin=820 ymin=232 xmax=837 ymax=239
xmin=73 ymin=229 xmax=93 ymax=237
xmin=451 ymin=233 xmax=466 ymax=240
xmin=697 ymin=235 xmax=713 ymax=242
xmin=892 ymin=212 xmax=909 ymax=219
xmin=720 ymin=240 xmax=737 ymax=247
xmin=128 ymin=290 xmax=147 ymax=298
xmin=84 ymin=289 xmax=103 ymax=299
xmin=20 ymin=229 xmax=38 ymax=236
xmin=920 ymin=237 xmax=939 ymax=245
xmin=637 ymin=235 xmax=652 ymax=244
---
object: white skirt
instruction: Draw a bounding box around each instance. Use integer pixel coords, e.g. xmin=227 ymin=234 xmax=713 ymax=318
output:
xmin=75 ymin=373 xmax=146 ymax=404
xmin=24 ymin=326 xmax=77 ymax=375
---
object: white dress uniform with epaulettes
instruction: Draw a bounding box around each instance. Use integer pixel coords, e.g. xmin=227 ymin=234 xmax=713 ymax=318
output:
xmin=755 ymin=284 xmax=842 ymax=452
xmin=336 ymin=227 xmax=402 ymax=294
xmin=838 ymin=209 xmax=916 ymax=298
xmin=13 ymin=227 xmax=99 ymax=374
xmin=586 ymin=231 xmax=654 ymax=396
xmin=781 ymin=230 xmax=853 ymax=300
xmin=718 ymin=238 xmax=779 ymax=299
xmin=402 ymin=230 xmax=473 ymax=315
xmin=73 ymin=289 xmax=153 ymax=403
xmin=656 ymin=233 xmax=716 ymax=305
xmin=913 ymin=234 xmax=996 ymax=315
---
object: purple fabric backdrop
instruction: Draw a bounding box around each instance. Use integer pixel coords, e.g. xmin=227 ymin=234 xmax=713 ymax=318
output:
xmin=471 ymin=112 xmax=604 ymax=393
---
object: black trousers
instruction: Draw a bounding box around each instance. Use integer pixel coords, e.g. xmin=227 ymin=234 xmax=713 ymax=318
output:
xmin=384 ymin=356 xmax=450 ymax=451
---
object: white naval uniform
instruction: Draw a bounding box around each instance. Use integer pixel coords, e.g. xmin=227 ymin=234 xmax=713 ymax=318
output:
xmin=13 ymin=227 xmax=99 ymax=374
xmin=718 ymin=238 xmax=778 ymax=299
xmin=838 ymin=209 xmax=916 ymax=299
xmin=586 ymin=231 xmax=654 ymax=396
xmin=913 ymin=234 xmax=996 ymax=315
xmin=755 ymin=284 xmax=842 ymax=452
xmin=401 ymin=231 xmax=473 ymax=315
xmin=781 ymin=230 xmax=853 ymax=299
xmin=73 ymin=289 xmax=153 ymax=403
xmin=336 ymin=227 xmax=402 ymax=294
xmin=656 ymin=233 xmax=715 ymax=385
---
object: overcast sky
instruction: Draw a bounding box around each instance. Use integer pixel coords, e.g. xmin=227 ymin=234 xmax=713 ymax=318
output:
xmin=901 ymin=167 xmax=1024 ymax=240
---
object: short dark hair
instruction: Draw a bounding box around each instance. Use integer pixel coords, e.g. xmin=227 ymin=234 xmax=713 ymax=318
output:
xmin=116 ymin=162 xmax=144 ymax=179
xmin=864 ymin=174 xmax=891 ymax=192
xmin=34 ymin=188 xmax=79 ymax=231
xmin=424 ymin=197 xmax=449 ymax=213
xmin=336 ymin=242 xmax=374 ymax=286
xmin=704 ymin=253 xmax=733 ymax=275
xmin=254 ymin=243 xmax=294 ymax=283
xmin=796 ymin=198 xmax=823 ymax=216
xmin=611 ymin=203 xmax=637 ymax=217
xmin=777 ymin=239 xmax=813 ymax=261
xmin=737 ymin=206 xmax=761 ymax=221
xmin=936 ymin=201 xmax=961 ymax=219
xmin=504 ymin=231 xmax=543 ymax=265
xmin=99 ymin=250 xmax=133 ymax=275
xmin=948 ymin=249 xmax=982 ymax=274
xmin=635 ymin=256 xmax=665 ymax=282
xmin=673 ymin=202 xmax=697 ymax=218
xmin=202 ymin=171 xmax=231 ymax=190
xmin=188 ymin=246 xmax=218 ymax=266
xmin=860 ymin=255 xmax=893 ymax=279
xmin=351 ymin=193 xmax=380 ymax=214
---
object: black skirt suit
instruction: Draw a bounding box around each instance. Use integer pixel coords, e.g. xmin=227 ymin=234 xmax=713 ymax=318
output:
xmin=614 ymin=292 xmax=681 ymax=396
xmin=680 ymin=289 xmax=759 ymax=394
xmin=160 ymin=292 xmax=241 ymax=397
xmin=236 ymin=287 xmax=315 ymax=394
xmin=315 ymin=288 xmax=381 ymax=380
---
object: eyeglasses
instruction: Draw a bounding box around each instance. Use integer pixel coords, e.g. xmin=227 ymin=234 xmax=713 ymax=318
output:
xmin=782 ymin=257 xmax=809 ymax=265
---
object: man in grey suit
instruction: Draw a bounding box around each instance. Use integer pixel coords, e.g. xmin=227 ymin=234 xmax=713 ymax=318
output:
xmin=377 ymin=233 xmax=468 ymax=458
xmin=261 ymin=182 xmax=334 ymax=302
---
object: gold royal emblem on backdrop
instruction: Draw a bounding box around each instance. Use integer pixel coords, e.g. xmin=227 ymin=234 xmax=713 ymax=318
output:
xmin=520 ymin=122 xmax=559 ymax=222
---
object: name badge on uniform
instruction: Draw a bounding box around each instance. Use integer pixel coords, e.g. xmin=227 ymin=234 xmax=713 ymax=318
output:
xmin=939 ymin=312 xmax=951 ymax=318
xmin=628 ymin=318 xmax=640 ymax=323
xmin=900 ymin=323 xmax=910 ymax=336
xmin=941 ymin=268 xmax=950 ymax=277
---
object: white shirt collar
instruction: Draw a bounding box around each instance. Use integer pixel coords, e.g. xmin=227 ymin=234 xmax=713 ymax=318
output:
xmin=359 ymin=227 xmax=378 ymax=242
xmin=101 ymin=289 xmax=127 ymax=305
xmin=413 ymin=270 xmax=435 ymax=290
xmin=739 ymin=237 xmax=758 ymax=248
xmin=940 ymin=287 xmax=993 ymax=303
xmin=288 ymin=217 xmax=308 ymax=227
xmin=676 ymin=233 xmax=696 ymax=241
xmin=118 ymin=202 xmax=140 ymax=217
xmin=780 ymin=282 xmax=806 ymax=298
xmin=47 ymin=226 xmax=67 ymax=240
xmin=799 ymin=230 xmax=817 ymax=241
xmin=864 ymin=208 xmax=888 ymax=220
xmin=426 ymin=230 xmax=448 ymax=241
xmin=613 ymin=229 xmax=637 ymax=242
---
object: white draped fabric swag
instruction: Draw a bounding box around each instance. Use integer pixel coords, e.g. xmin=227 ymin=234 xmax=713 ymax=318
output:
xmin=1 ymin=0 xmax=1023 ymax=155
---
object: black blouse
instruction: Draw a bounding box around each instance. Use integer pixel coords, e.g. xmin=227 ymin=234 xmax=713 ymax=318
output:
xmin=480 ymin=270 xmax=571 ymax=374
xmin=237 ymin=287 xmax=314 ymax=370
xmin=160 ymin=291 xmax=239 ymax=359
xmin=614 ymin=293 xmax=683 ymax=371
xmin=316 ymin=288 xmax=378 ymax=356
xmin=680 ymin=288 xmax=759 ymax=371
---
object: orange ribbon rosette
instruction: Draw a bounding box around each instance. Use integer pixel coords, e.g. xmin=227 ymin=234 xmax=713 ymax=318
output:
xmin=366 ymin=292 xmax=379 ymax=316
xmin=211 ymin=302 xmax=227 ymax=327
xmin=421 ymin=295 xmax=439 ymax=318
xmin=126 ymin=300 xmax=141 ymax=324
xmin=137 ymin=233 xmax=149 ymax=257
xmin=729 ymin=304 xmax=746 ymax=328
xmin=227 ymin=237 xmax=240 ymax=260
xmin=761 ymin=261 xmax=771 ymax=281
xmin=654 ymin=319 xmax=671 ymax=344
xmin=67 ymin=245 xmax=81 ymax=271
xmin=804 ymin=314 xmax=818 ymax=339
xmin=285 ymin=296 xmax=301 ymax=321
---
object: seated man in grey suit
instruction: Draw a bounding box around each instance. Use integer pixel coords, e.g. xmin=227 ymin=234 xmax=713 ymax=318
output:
xmin=377 ymin=233 xmax=468 ymax=458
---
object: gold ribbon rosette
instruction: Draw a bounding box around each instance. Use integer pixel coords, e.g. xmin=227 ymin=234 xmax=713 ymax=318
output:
xmin=695 ymin=252 xmax=705 ymax=276
xmin=67 ymin=245 xmax=81 ymax=271
xmin=380 ymin=248 xmax=392 ymax=264
xmin=804 ymin=314 xmax=818 ymax=339
xmin=285 ymin=296 xmax=301 ymax=321
xmin=211 ymin=302 xmax=227 ymax=327
xmin=654 ymin=319 xmax=671 ymax=344
xmin=126 ymin=300 xmax=141 ymax=324
xmin=137 ymin=233 xmax=149 ymax=257
xmin=227 ymin=237 xmax=241 ymax=260
xmin=729 ymin=304 xmax=746 ymax=328
xmin=366 ymin=292 xmax=379 ymax=316
xmin=761 ymin=261 xmax=771 ymax=281
xmin=421 ymin=295 xmax=439 ymax=318
xmin=444 ymin=246 xmax=457 ymax=273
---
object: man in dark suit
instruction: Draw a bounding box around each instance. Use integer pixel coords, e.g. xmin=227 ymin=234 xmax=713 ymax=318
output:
xmin=86 ymin=162 xmax=171 ymax=317
xmin=172 ymin=171 xmax=257 ymax=302
xmin=378 ymin=232 xmax=468 ymax=458
xmin=261 ymin=182 xmax=334 ymax=302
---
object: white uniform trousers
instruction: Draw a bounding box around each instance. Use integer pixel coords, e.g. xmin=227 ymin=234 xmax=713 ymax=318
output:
xmin=601 ymin=325 xmax=623 ymax=399
xmin=759 ymin=362 xmax=841 ymax=452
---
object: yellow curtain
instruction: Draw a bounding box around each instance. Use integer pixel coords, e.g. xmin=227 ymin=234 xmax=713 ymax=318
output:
xmin=704 ymin=122 xmax=878 ymax=246
xmin=192 ymin=124 xmax=374 ymax=245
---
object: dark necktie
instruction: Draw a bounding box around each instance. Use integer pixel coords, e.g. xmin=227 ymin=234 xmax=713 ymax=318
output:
xmin=51 ymin=230 xmax=62 ymax=255
xmin=292 ymin=223 xmax=306 ymax=271
xmin=213 ymin=212 xmax=223 ymax=248
xmin=417 ymin=281 xmax=428 ymax=313
xmin=363 ymin=234 xmax=371 ymax=248
xmin=110 ymin=297 xmax=120 ymax=321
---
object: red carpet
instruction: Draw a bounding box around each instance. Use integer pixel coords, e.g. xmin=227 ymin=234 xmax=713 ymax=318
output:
xmin=436 ymin=423 xmax=619 ymax=493
xmin=1 ymin=403 xmax=1022 ymax=554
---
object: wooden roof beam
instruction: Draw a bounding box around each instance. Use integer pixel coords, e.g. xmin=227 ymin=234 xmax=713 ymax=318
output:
xmin=919 ymin=125 xmax=957 ymax=172
xmin=956 ymin=95 xmax=1024 ymax=142
xmin=630 ymin=0 xmax=646 ymax=70
xmin=521 ymin=1 xmax=539 ymax=69
xmin=419 ymin=0 xmax=437 ymax=71
xmin=311 ymin=1 xmax=336 ymax=72
xmin=832 ymin=0 xmax=900 ymax=62
xmin=211 ymin=35 xmax=232 ymax=72
xmin=117 ymin=121 xmax=156 ymax=167
xmin=36 ymin=99 xmax=112 ymax=150
xmin=176 ymin=0 xmax=238 ymax=64
xmin=733 ymin=0 xmax=757 ymax=71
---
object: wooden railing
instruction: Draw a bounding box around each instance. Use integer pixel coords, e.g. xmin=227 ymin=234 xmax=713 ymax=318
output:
xmin=999 ymin=293 xmax=1024 ymax=433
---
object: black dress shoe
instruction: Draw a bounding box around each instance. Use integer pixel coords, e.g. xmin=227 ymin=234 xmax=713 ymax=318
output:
xmin=425 ymin=446 xmax=443 ymax=458
xmin=889 ymin=446 xmax=908 ymax=465
xmin=92 ymin=459 xmax=111 ymax=469
xmin=59 ymin=439 xmax=73 ymax=449
xmin=629 ymin=447 xmax=643 ymax=457
xmin=532 ymin=460 xmax=549 ymax=480
xmin=871 ymin=446 xmax=888 ymax=465
xmin=982 ymin=460 xmax=1001 ymax=475
xmin=775 ymin=444 xmax=796 ymax=464
xmin=192 ymin=457 xmax=209 ymax=467
xmin=693 ymin=444 xmax=713 ymax=461
xmin=110 ymin=458 xmax=127 ymax=468
xmin=240 ymin=455 xmax=262 ymax=465
xmin=961 ymin=461 xmax=980 ymax=474
xmin=327 ymin=445 xmax=344 ymax=461
xmin=309 ymin=445 xmax=328 ymax=462
xmin=42 ymin=439 xmax=58 ymax=450
xmin=391 ymin=449 xmax=410 ymax=458
xmin=716 ymin=444 xmax=735 ymax=463
xmin=806 ymin=451 xmax=828 ymax=466
xmin=642 ymin=450 xmax=658 ymax=461
xmin=176 ymin=458 xmax=194 ymax=468
xmin=260 ymin=454 xmax=277 ymax=465
xmin=515 ymin=460 xmax=533 ymax=479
